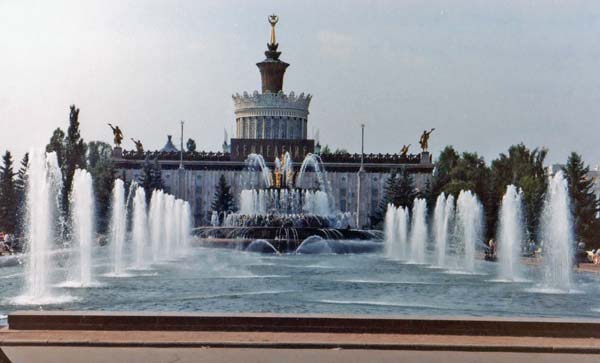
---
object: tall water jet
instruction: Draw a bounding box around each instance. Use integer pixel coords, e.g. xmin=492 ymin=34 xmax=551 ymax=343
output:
xmin=19 ymin=150 xmax=62 ymax=302
xmin=163 ymin=194 xmax=176 ymax=259
xmin=456 ymin=190 xmax=484 ymax=272
xmin=109 ymin=179 xmax=127 ymax=275
xmin=384 ymin=204 xmax=397 ymax=257
xmin=296 ymin=153 xmax=331 ymax=197
xmin=395 ymin=206 xmax=409 ymax=260
xmin=409 ymin=198 xmax=427 ymax=264
xmin=540 ymin=171 xmax=573 ymax=290
xmin=497 ymin=185 xmax=525 ymax=281
xmin=245 ymin=153 xmax=271 ymax=188
xmin=69 ymin=169 xmax=95 ymax=286
xmin=174 ymin=199 xmax=183 ymax=255
xmin=433 ymin=193 xmax=455 ymax=267
xmin=384 ymin=204 xmax=409 ymax=260
xmin=149 ymin=190 xmax=165 ymax=263
xmin=132 ymin=187 xmax=148 ymax=269
xmin=180 ymin=201 xmax=192 ymax=253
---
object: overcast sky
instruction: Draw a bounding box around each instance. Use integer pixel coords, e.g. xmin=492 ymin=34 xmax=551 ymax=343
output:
xmin=1 ymin=0 xmax=599 ymax=166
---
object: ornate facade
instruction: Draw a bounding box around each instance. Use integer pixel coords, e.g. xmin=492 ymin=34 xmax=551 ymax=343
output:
xmin=112 ymin=15 xmax=434 ymax=228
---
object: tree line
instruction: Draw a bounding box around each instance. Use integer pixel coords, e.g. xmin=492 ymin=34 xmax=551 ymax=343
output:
xmin=377 ymin=143 xmax=600 ymax=248
xmin=0 ymin=105 xmax=164 ymax=242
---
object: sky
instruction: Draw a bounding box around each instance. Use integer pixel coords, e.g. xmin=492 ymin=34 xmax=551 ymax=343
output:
xmin=0 ymin=0 xmax=599 ymax=166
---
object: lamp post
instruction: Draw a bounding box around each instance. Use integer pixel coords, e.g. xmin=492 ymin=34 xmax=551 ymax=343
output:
xmin=179 ymin=121 xmax=184 ymax=170
xmin=360 ymin=123 xmax=365 ymax=172
xmin=356 ymin=123 xmax=366 ymax=228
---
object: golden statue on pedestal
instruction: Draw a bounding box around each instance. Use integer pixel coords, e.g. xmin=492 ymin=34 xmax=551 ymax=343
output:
xmin=108 ymin=123 xmax=123 ymax=147
xmin=400 ymin=144 xmax=411 ymax=158
xmin=419 ymin=128 xmax=435 ymax=152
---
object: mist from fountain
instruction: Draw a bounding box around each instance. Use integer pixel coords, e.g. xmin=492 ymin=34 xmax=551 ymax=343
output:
xmin=109 ymin=179 xmax=127 ymax=276
xmin=433 ymin=193 xmax=455 ymax=267
xmin=17 ymin=150 xmax=63 ymax=303
xmin=456 ymin=190 xmax=484 ymax=273
xmin=497 ymin=185 xmax=525 ymax=281
xmin=296 ymin=153 xmax=331 ymax=195
xmin=540 ymin=171 xmax=573 ymax=290
xmin=68 ymin=169 xmax=95 ymax=286
xmin=409 ymin=198 xmax=427 ymax=264
xmin=132 ymin=187 xmax=148 ymax=269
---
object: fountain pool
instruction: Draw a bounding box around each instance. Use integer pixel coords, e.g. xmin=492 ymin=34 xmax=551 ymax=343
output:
xmin=2 ymin=246 xmax=600 ymax=322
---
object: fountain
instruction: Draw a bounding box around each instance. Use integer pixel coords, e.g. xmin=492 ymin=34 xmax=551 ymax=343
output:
xmin=433 ymin=193 xmax=454 ymax=267
xmin=16 ymin=151 xmax=63 ymax=303
xmin=181 ymin=201 xmax=192 ymax=253
xmin=409 ymin=198 xmax=427 ymax=264
xmin=109 ymin=179 xmax=127 ymax=276
xmin=68 ymin=169 xmax=95 ymax=286
xmin=132 ymin=187 xmax=148 ymax=269
xmin=245 ymin=153 xmax=271 ymax=188
xmin=497 ymin=185 xmax=525 ymax=281
xmin=149 ymin=190 xmax=165 ymax=263
xmin=540 ymin=171 xmax=573 ymax=290
xmin=456 ymin=190 xmax=484 ymax=273
xmin=163 ymin=194 xmax=176 ymax=259
xmin=199 ymin=153 xmax=376 ymax=253
xmin=384 ymin=204 xmax=397 ymax=257
xmin=384 ymin=204 xmax=410 ymax=260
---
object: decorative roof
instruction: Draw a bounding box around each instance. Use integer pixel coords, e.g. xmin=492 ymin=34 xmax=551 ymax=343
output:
xmin=161 ymin=135 xmax=178 ymax=152
xmin=232 ymin=91 xmax=311 ymax=112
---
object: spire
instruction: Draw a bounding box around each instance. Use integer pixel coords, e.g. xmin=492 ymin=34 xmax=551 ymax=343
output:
xmin=269 ymin=14 xmax=277 ymax=46
xmin=257 ymin=14 xmax=289 ymax=93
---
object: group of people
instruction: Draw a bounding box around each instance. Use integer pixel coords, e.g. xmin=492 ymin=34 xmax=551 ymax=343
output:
xmin=0 ymin=233 xmax=16 ymax=256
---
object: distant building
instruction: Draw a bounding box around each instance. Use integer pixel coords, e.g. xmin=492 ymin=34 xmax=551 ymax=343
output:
xmin=112 ymin=16 xmax=434 ymax=227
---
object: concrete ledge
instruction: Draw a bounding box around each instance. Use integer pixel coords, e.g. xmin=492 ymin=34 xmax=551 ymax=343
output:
xmin=8 ymin=311 xmax=600 ymax=338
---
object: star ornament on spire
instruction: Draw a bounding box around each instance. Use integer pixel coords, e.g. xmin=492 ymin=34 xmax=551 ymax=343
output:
xmin=268 ymin=14 xmax=279 ymax=46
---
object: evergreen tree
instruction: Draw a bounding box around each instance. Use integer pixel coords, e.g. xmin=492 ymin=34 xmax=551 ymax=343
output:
xmin=395 ymin=168 xmax=417 ymax=209
xmin=211 ymin=174 xmax=235 ymax=221
xmin=151 ymin=158 xmax=164 ymax=191
xmin=87 ymin=141 xmax=115 ymax=233
xmin=564 ymin=152 xmax=600 ymax=245
xmin=46 ymin=128 xmax=66 ymax=167
xmin=490 ymin=144 xmax=547 ymax=240
xmin=62 ymin=105 xmax=87 ymax=213
xmin=139 ymin=157 xmax=154 ymax=200
xmin=0 ymin=151 xmax=17 ymax=233
xmin=14 ymin=153 xmax=29 ymax=237
xmin=372 ymin=168 xmax=417 ymax=227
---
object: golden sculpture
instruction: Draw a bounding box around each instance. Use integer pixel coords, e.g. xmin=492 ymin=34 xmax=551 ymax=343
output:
xmin=131 ymin=138 xmax=144 ymax=154
xmin=400 ymin=144 xmax=411 ymax=158
xmin=268 ymin=14 xmax=279 ymax=45
xmin=108 ymin=123 xmax=123 ymax=147
xmin=419 ymin=128 xmax=435 ymax=152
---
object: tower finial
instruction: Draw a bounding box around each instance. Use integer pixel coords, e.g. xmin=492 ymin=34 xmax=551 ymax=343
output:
xmin=268 ymin=14 xmax=279 ymax=45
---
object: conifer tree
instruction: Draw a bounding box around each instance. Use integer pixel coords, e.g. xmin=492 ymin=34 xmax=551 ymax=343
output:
xmin=151 ymin=158 xmax=164 ymax=191
xmin=564 ymin=152 xmax=600 ymax=245
xmin=62 ymin=105 xmax=87 ymax=212
xmin=0 ymin=151 xmax=17 ymax=233
xmin=211 ymin=174 xmax=235 ymax=221
xmin=14 ymin=153 xmax=29 ymax=236
xmin=87 ymin=142 xmax=115 ymax=233
xmin=139 ymin=157 xmax=154 ymax=200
